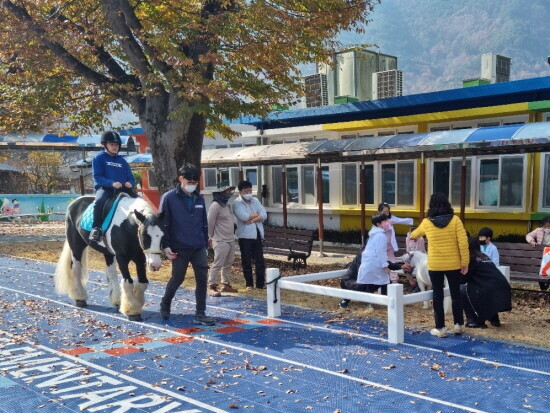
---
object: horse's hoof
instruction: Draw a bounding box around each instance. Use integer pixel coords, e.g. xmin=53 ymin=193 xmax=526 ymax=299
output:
xmin=128 ymin=314 xmax=143 ymax=322
xmin=75 ymin=300 xmax=87 ymax=308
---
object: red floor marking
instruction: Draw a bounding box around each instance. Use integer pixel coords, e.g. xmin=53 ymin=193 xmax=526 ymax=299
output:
xmin=257 ymin=319 xmax=283 ymax=325
xmin=59 ymin=347 xmax=94 ymax=356
xmin=214 ymin=326 xmax=246 ymax=334
xmin=221 ymin=318 xmax=250 ymax=326
xmin=122 ymin=336 xmax=154 ymax=345
xmin=162 ymin=336 xmax=195 ymax=344
xmin=103 ymin=346 xmax=141 ymax=356
xmin=175 ymin=327 xmax=205 ymax=334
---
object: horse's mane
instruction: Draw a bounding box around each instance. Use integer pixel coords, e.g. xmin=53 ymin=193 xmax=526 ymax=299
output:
xmin=119 ymin=195 xmax=157 ymax=221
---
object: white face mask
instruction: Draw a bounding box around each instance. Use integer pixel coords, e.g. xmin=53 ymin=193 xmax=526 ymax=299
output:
xmin=544 ymin=228 xmax=550 ymax=234
xmin=184 ymin=184 xmax=197 ymax=193
xmin=242 ymin=193 xmax=253 ymax=200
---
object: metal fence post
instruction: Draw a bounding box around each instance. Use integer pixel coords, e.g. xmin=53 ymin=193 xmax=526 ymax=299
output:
xmin=266 ymin=268 xmax=281 ymax=317
xmin=387 ymin=283 xmax=404 ymax=344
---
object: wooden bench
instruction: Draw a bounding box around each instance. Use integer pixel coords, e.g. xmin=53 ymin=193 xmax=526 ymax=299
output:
xmin=493 ymin=242 xmax=549 ymax=288
xmin=263 ymin=227 xmax=316 ymax=269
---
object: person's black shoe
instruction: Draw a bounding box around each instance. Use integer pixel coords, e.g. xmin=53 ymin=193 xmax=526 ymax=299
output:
xmin=194 ymin=313 xmax=216 ymax=326
xmin=339 ymin=299 xmax=350 ymax=309
xmin=89 ymin=227 xmax=102 ymax=242
xmin=490 ymin=319 xmax=501 ymax=327
xmin=409 ymin=285 xmax=421 ymax=294
xmin=466 ymin=322 xmax=487 ymax=329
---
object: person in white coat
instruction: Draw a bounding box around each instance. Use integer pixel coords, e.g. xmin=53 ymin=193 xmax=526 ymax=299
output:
xmin=356 ymin=213 xmax=393 ymax=296
xmin=378 ymin=202 xmax=418 ymax=292
xmin=233 ymin=181 xmax=268 ymax=290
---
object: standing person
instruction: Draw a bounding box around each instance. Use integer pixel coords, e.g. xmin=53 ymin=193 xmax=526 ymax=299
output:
xmin=233 ymin=181 xmax=267 ymax=290
xmin=207 ymin=184 xmax=238 ymax=297
xmin=377 ymin=202 xmax=414 ymax=261
xmin=90 ymin=130 xmax=136 ymax=242
xmin=159 ymin=164 xmax=215 ymax=326
xmin=526 ymin=215 xmax=550 ymax=291
xmin=478 ymin=227 xmax=499 ymax=266
xmin=410 ymin=192 xmax=469 ymax=338
xmin=461 ymin=237 xmax=511 ymax=329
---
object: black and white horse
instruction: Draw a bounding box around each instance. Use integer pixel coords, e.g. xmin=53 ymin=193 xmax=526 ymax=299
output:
xmin=55 ymin=195 xmax=164 ymax=321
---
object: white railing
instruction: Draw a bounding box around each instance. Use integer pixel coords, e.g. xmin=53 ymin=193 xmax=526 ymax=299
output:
xmin=266 ymin=266 xmax=510 ymax=344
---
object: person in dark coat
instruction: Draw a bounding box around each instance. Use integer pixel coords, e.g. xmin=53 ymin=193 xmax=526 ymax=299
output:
xmin=339 ymin=248 xmax=411 ymax=309
xmin=461 ymin=237 xmax=512 ymax=328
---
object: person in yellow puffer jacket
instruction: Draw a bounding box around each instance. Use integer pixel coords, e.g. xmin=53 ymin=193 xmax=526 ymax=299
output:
xmin=411 ymin=192 xmax=469 ymax=338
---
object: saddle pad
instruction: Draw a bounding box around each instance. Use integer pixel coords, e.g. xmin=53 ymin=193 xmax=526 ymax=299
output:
xmin=80 ymin=197 xmax=123 ymax=232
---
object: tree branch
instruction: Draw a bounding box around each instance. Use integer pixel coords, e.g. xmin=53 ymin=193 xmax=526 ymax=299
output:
xmin=2 ymin=0 xmax=112 ymax=87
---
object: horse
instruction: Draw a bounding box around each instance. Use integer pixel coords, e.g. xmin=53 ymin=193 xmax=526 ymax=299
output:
xmin=401 ymin=251 xmax=451 ymax=314
xmin=55 ymin=194 xmax=165 ymax=321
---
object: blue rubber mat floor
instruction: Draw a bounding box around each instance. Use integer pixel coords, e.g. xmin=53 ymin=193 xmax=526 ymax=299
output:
xmin=0 ymin=254 xmax=549 ymax=412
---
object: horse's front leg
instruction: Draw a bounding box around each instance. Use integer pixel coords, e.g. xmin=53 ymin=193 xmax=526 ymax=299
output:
xmin=133 ymin=253 xmax=149 ymax=314
xmin=104 ymin=253 xmax=120 ymax=308
xmin=117 ymin=256 xmax=142 ymax=321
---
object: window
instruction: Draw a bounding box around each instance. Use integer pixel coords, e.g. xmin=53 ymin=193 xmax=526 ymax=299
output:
xmin=321 ymin=166 xmax=330 ymax=204
xmin=432 ymin=159 xmax=471 ymax=207
xmin=478 ymin=122 xmax=500 ymax=128
xmin=272 ymin=166 xmax=282 ymax=204
xmin=478 ymin=156 xmax=524 ymax=208
xmin=433 ymin=161 xmax=450 ymax=196
xmin=363 ymin=164 xmax=374 ymax=204
xmin=302 ymin=165 xmax=316 ymax=205
xmin=245 ymin=168 xmax=257 ymax=186
xmin=287 ymin=167 xmax=299 ymax=203
xmin=430 ymin=126 xmax=450 ymax=132
xmin=451 ymin=159 xmax=471 ymax=207
xmin=230 ymin=168 xmax=240 ymax=186
xmin=203 ymin=168 xmax=217 ymax=188
xmin=147 ymin=169 xmax=158 ymax=188
xmin=381 ymin=162 xmax=414 ymax=206
xmin=378 ymin=131 xmax=395 ymax=136
xmin=342 ymin=163 xmax=357 ymax=205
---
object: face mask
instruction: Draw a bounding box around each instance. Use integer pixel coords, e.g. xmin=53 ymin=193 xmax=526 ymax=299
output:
xmin=544 ymin=228 xmax=550 ymax=234
xmin=184 ymin=184 xmax=197 ymax=193
xmin=479 ymin=239 xmax=487 ymax=246
xmin=381 ymin=221 xmax=392 ymax=230
xmin=222 ymin=192 xmax=234 ymax=201
xmin=242 ymin=193 xmax=253 ymax=200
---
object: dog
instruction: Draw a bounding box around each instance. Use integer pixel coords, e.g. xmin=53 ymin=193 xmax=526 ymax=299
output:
xmin=400 ymin=251 xmax=451 ymax=313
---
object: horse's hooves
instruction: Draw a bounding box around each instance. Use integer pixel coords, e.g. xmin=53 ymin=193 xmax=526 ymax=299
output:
xmin=75 ymin=300 xmax=87 ymax=308
xmin=128 ymin=314 xmax=143 ymax=322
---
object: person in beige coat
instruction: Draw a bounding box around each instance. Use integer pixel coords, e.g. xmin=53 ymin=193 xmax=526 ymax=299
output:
xmin=207 ymin=185 xmax=238 ymax=297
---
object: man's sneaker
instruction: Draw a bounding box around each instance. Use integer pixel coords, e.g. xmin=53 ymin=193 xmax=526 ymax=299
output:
xmin=453 ymin=324 xmax=465 ymax=335
xmin=194 ymin=313 xmax=216 ymax=326
xmin=89 ymin=227 xmax=102 ymax=242
xmin=430 ymin=327 xmax=448 ymax=338
xmin=208 ymin=285 xmax=221 ymax=297
xmin=339 ymin=299 xmax=349 ymax=309
xmin=220 ymin=284 xmax=238 ymax=293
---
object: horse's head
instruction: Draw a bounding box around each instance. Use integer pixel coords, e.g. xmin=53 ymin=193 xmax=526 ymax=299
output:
xmin=134 ymin=210 xmax=166 ymax=271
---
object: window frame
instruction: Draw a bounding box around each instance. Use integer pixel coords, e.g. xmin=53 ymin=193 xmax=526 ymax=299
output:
xmin=475 ymin=154 xmax=525 ymax=211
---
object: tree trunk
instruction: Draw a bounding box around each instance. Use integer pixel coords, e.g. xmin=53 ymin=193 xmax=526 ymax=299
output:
xmin=175 ymin=112 xmax=206 ymax=172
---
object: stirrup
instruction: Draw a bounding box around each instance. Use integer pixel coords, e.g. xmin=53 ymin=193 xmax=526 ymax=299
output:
xmin=90 ymin=227 xmax=102 ymax=241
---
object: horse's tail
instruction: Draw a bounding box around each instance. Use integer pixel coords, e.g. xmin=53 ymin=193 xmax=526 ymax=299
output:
xmin=55 ymin=240 xmax=89 ymax=295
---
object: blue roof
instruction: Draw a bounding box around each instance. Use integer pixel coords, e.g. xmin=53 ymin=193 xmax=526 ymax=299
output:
xmin=42 ymin=134 xmax=79 ymax=143
xmin=244 ymin=76 xmax=550 ymax=129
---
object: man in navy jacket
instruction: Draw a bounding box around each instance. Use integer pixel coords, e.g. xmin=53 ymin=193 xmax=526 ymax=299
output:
xmin=159 ymin=164 xmax=215 ymax=326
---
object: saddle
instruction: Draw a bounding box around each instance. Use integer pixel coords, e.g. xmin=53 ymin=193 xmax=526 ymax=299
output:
xmin=80 ymin=193 xmax=128 ymax=232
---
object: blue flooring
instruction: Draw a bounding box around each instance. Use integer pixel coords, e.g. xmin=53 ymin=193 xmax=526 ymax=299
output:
xmin=0 ymin=254 xmax=549 ymax=412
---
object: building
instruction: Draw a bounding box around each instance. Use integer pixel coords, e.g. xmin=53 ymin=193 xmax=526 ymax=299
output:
xmin=318 ymin=49 xmax=397 ymax=104
xmin=372 ymin=69 xmax=403 ymax=100
xmin=303 ymin=73 xmax=329 ymax=108
xmin=481 ymin=53 xmax=511 ymax=83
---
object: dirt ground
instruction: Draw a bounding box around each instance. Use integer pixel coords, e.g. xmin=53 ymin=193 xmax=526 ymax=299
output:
xmin=0 ymin=221 xmax=549 ymax=348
